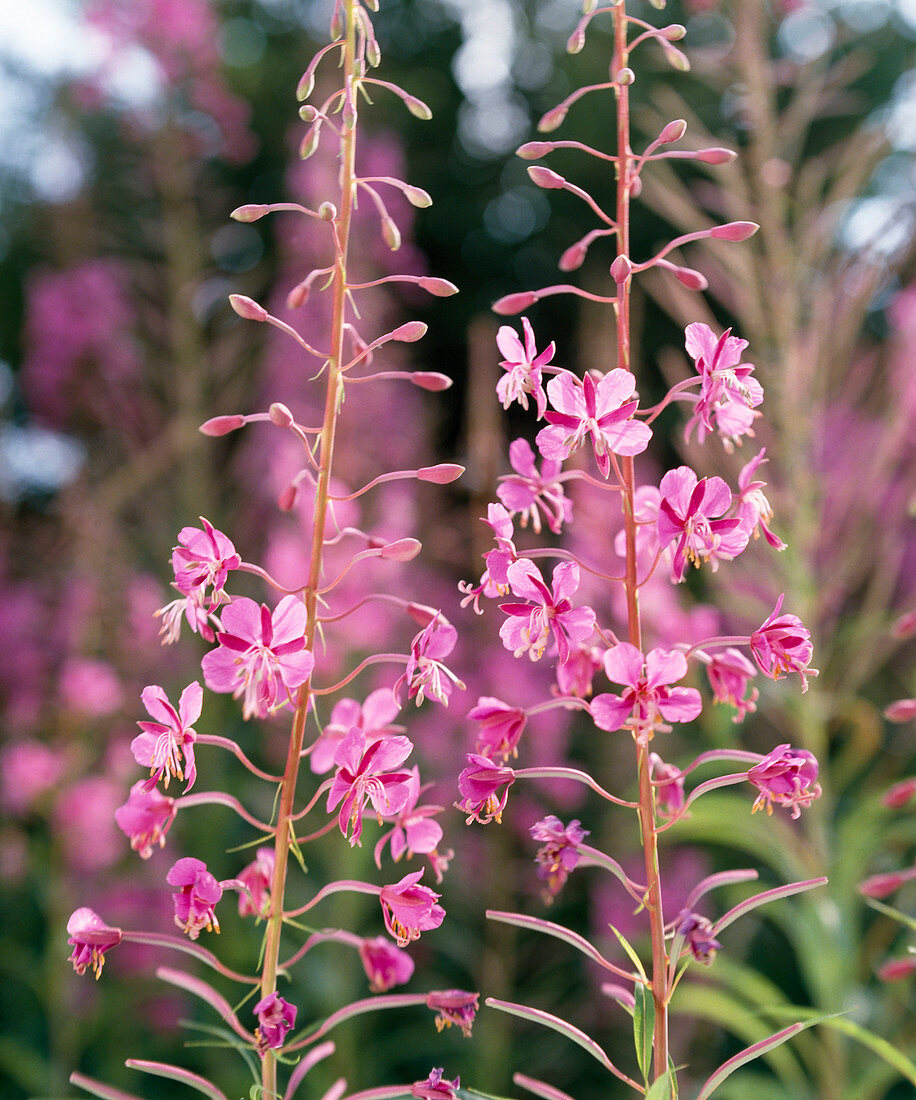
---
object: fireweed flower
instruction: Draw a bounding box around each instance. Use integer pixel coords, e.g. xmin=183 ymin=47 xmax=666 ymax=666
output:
xmin=735 ymin=448 xmax=785 ymax=550
xmin=460 ymin=504 xmax=519 ymax=612
xmin=394 ymin=615 xmax=464 ymax=707
xmin=114 ymin=781 xmax=177 ymax=858
xmin=496 ymin=316 xmax=553 ymax=417
xmin=497 ymin=437 xmax=572 ymax=535
xmin=253 ymin=993 xmax=297 ymax=1054
xmin=373 ymin=766 xmax=445 ymax=869
xmin=749 ymin=594 xmax=817 ymax=691
xmin=309 ymin=688 xmax=401 ymax=774
xmin=536 ymin=368 xmax=652 ymax=477
xmin=649 ymin=754 xmax=685 ymax=819
xmin=327 ymin=728 xmax=414 ymax=847
xmin=379 ymin=869 xmax=445 ymax=947
xmin=457 ymin=754 xmax=516 ymax=824
xmin=469 ymin=696 xmax=527 ymax=760
xmin=426 ymin=990 xmax=479 ymax=1037
xmin=237 ymin=846 xmax=275 ymax=918
xmin=675 ymin=908 xmax=722 ymax=964
xmin=747 ymin=744 xmax=821 ymax=819
xmin=591 ymin=643 xmax=702 ymax=735
xmin=131 ymin=681 xmax=203 ymax=792
xmin=171 ymin=517 xmax=240 ymax=610
xmin=201 ymin=595 xmax=314 ymax=718
xmin=705 ymin=647 xmax=759 ymax=722
xmin=167 ymin=856 xmax=224 ymax=939
xmin=499 ymin=558 xmax=596 ymax=665
xmin=531 ymin=815 xmax=588 ymax=899
xmin=554 ymin=644 xmax=602 ymax=697
xmin=682 ymin=322 xmax=763 ymax=447
xmin=358 ymin=935 xmax=415 ymax=992
xmin=656 ymin=466 xmax=749 ymax=582
xmin=412 ymin=1069 xmax=460 ymax=1100
xmin=67 ymin=907 xmax=122 ymax=978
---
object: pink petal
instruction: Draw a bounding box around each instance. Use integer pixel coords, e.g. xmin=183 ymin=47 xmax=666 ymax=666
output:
xmin=603 ymin=643 xmax=644 ymax=687
xmin=590 ymin=692 xmax=633 ymax=731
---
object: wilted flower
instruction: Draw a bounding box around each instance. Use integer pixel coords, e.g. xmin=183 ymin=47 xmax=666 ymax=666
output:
xmin=649 ymin=754 xmax=685 ymax=818
xmin=706 ymin=648 xmax=758 ymax=722
xmin=675 ymin=908 xmax=722 ymax=964
xmin=468 ymin=697 xmax=527 ymax=760
xmin=747 ymin=744 xmax=821 ymax=819
xmin=66 ymin=908 xmax=122 ymax=978
xmin=253 ymin=992 xmax=297 ymax=1053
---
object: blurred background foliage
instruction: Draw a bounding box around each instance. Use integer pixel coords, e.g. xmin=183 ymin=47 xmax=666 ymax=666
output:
xmin=0 ymin=1 xmax=914 ymax=1098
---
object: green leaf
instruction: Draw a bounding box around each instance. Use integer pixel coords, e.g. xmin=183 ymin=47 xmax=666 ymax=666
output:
xmin=864 ymin=896 xmax=916 ymax=934
xmin=0 ymin=1035 xmax=49 ymax=1093
xmin=633 ymin=983 xmax=655 ymax=1084
xmin=607 ymin=922 xmax=647 ymax=982
xmin=125 ymin=1060 xmax=228 ymax=1099
xmin=645 ymin=1073 xmax=676 ymax=1100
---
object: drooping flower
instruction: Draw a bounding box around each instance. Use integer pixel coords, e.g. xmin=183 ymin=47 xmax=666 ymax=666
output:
xmin=358 ymin=935 xmax=416 ymax=992
xmin=411 ymin=1068 xmax=460 ymax=1100
xmin=682 ymin=322 xmax=763 ymax=448
xmin=495 ymin=316 xmax=553 ymax=417
xmin=201 ymin=595 xmax=314 ymax=718
xmin=114 ymin=781 xmax=177 ymax=858
xmin=66 ymin=908 xmax=122 ymax=978
xmin=379 ymin=869 xmax=445 ymax=946
xmin=167 ymin=856 xmax=223 ymax=939
xmin=425 ymin=990 xmax=479 ymax=1037
xmin=749 ymin=594 xmax=817 ymax=691
xmin=675 ymin=908 xmax=722 ymax=964
xmin=531 ymin=815 xmax=588 ymax=899
xmin=590 ymin=644 xmax=702 ymax=735
xmin=468 ymin=696 xmax=527 ymax=760
xmin=735 ymin=448 xmax=785 ymax=550
xmin=327 ymin=729 xmax=414 ymax=847
xmin=459 ymin=505 xmax=518 ymax=612
xmin=499 ymin=558 xmax=596 ymax=665
xmin=656 ymin=466 xmax=749 ymax=582
xmin=171 ymin=517 xmax=240 ymax=611
xmin=497 ymin=437 xmax=572 ymax=535
xmin=394 ymin=615 xmax=464 ymax=707
xmin=237 ymin=846 xmax=275 ymax=918
xmin=131 ymin=681 xmax=203 ymax=792
xmin=373 ymin=766 xmax=445 ymax=869
xmin=554 ymin=644 xmax=602 ymax=698
xmin=536 ymin=368 xmax=652 ymax=477
xmin=705 ymin=648 xmax=758 ymax=722
xmin=457 ymin=754 xmax=516 ymax=824
xmin=747 ymin=744 xmax=821 ymax=819
xmin=649 ymin=754 xmax=685 ymax=819
xmin=309 ymin=688 xmax=402 ymax=774
xmin=253 ymin=992 xmax=297 ymax=1053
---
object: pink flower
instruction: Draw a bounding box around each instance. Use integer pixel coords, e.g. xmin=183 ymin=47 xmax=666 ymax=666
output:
xmin=495 ymin=317 xmax=553 ymax=417
xmin=59 ymin=657 xmax=123 ymax=716
xmin=554 ymin=644 xmax=602 ymax=698
xmin=114 ymin=781 xmax=177 ymax=858
xmin=460 ymin=505 xmax=518 ymax=612
xmin=0 ymin=741 xmax=65 ymax=815
xmin=682 ymin=322 xmax=763 ymax=448
xmin=327 ymin=728 xmax=414 ymax=847
xmin=253 ymin=992 xmax=297 ymax=1053
xmin=394 ymin=615 xmax=464 ymax=707
xmin=237 ymin=846 xmax=275 ymax=918
xmin=531 ymin=815 xmax=588 ymax=899
xmin=591 ymin=644 xmax=702 ymax=734
xmin=749 ymin=595 xmax=817 ymax=691
xmin=358 ymin=935 xmax=415 ymax=992
xmin=747 ymin=744 xmax=821 ymax=819
xmin=537 ymin=369 xmax=652 ymax=476
xmin=379 ymin=869 xmax=445 ymax=946
xmin=675 ymin=908 xmax=722 ymax=964
xmin=131 ymin=681 xmax=203 ymax=792
xmin=705 ymin=648 xmax=758 ymax=722
xmin=67 ymin=907 xmax=122 ymax=978
xmin=735 ymin=449 xmax=785 ymax=550
xmin=649 ymin=754 xmax=685 ymax=818
xmin=309 ymin=688 xmax=401 ymax=774
xmin=167 ymin=857 xmax=223 ymax=939
xmin=499 ymin=558 xmax=596 ymax=665
xmin=373 ymin=767 xmax=445 ymax=868
xmin=457 ymin=754 xmax=515 ymax=824
xmin=171 ymin=517 xmax=240 ymax=611
xmin=155 ymin=594 xmax=215 ymax=645
xmin=201 ymin=595 xmax=314 ymax=718
xmin=657 ymin=466 xmax=749 ymax=582
xmin=425 ymin=990 xmax=479 ymax=1037
xmin=469 ymin=696 xmax=527 ymax=760
xmin=497 ymin=437 xmax=572 ymax=535
xmin=412 ymin=1069 xmax=460 ymax=1100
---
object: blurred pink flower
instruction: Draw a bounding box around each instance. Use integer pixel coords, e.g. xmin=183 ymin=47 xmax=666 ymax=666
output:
xmin=705 ymin=648 xmax=758 ymax=722
xmin=358 ymin=935 xmax=415 ymax=992
xmin=59 ymin=658 xmax=124 ymax=717
xmin=310 ymin=688 xmax=401 ymax=774
xmin=469 ymin=697 xmax=527 ymax=760
xmin=54 ymin=776 xmax=124 ymax=873
xmin=0 ymin=741 xmax=65 ymax=815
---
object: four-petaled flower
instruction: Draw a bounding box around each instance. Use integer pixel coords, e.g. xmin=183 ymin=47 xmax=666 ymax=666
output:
xmin=237 ymin=846 xmax=275 ymax=918
xmin=327 ymin=729 xmax=414 ymax=847
xmin=469 ymin=696 xmax=527 ymax=760
xmin=496 ymin=316 xmax=553 ymax=417
xmin=171 ymin=517 xmax=240 ymax=611
xmin=591 ymin=644 xmax=703 ymax=736
xmin=114 ymin=781 xmax=177 ymax=858
xmin=675 ymin=908 xmax=722 ymax=965
xmin=309 ymin=688 xmax=401 ymax=774
xmin=531 ymin=815 xmax=588 ymax=899
xmin=682 ymin=322 xmax=763 ymax=449
xmin=131 ymin=681 xmax=203 ymax=793
xmin=497 ymin=437 xmax=572 ymax=535
xmin=66 ymin=908 xmax=122 ymax=978
xmin=499 ymin=558 xmax=596 ymax=665
xmin=657 ymin=466 xmax=749 ymax=583
xmin=457 ymin=754 xmax=515 ymax=824
xmin=394 ymin=615 xmax=464 ymax=707
xmin=358 ymin=935 xmax=415 ymax=992
xmin=749 ymin=594 xmax=817 ymax=691
xmin=705 ymin=648 xmax=758 ymax=722
xmin=373 ymin=766 xmax=446 ymax=876
xmin=747 ymin=743 xmax=821 ymax=819
xmin=379 ymin=869 xmax=445 ymax=947
xmin=536 ymin=368 xmax=652 ymax=477
xmin=167 ymin=856 xmax=224 ymax=939
xmin=412 ymin=1068 xmax=460 ymax=1100
xmin=202 ymin=595 xmax=314 ymax=719
xmin=253 ymin=992 xmax=297 ymax=1054
xmin=425 ymin=990 xmax=479 ymax=1037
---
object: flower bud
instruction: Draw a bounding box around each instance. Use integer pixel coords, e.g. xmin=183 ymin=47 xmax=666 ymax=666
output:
xmin=527 ymin=165 xmax=565 ymax=189
xmin=366 ymin=39 xmax=381 ymax=67
xmin=410 ymin=372 xmax=454 ymax=391
xmin=404 ymin=185 xmax=432 ymax=208
xmin=617 ymin=68 xmax=635 ymax=85
xmin=318 ymin=201 xmax=337 ymax=221
xmin=299 ymin=125 xmax=320 ymax=160
xmin=296 ymin=71 xmax=314 ymax=102
xmin=559 ymin=241 xmax=588 ymax=272
xmin=858 ymin=870 xmax=915 ymax=899
xmin=269 ymin=403 xmax=294 ymax=428
xmin=664 ymin=23 xmax=687 ymax=40
xmin=711 ymin=221 xmax=759 ymax=241
xmin=391 ymin=321 xmax=428 ymax=342
xmin=200 ymin=414 xmax=246 ymax=437
xmin=696 ymin=147 xmax=737 ymax=165
xmin=493 ymin=291 xmax=539 ymax=315
xmin=231 ymin=204 xmax=270 ymax=222
xmin=382 ymin=215 xmax=401 ymax=251
xmin=610 ymin=254 xmax=633 ymax=284
xmin=417 ymin=277 xmax=459 ymax=297
xmin=661 ymin=43 xmax=690 ymax=72
xmin=286 ymin=283 xmax=308 ymax=309
xmin=567 ymin=24 xmax=586 ymax=54
xmin=418 ymin=464 xmax=464 ymax=484
xmin=672 ymin=265 xmax=708 ymax=291
xmin=278 ymin=484 xmax=298 ymax=512
xmin=538 ymin=105 xmax=568 ymax=133
xmin=517 ymin=141 xmax=554 ymax=160
xmin=658 ymin=119 xmax=687 ymax=144
xmin=885 ymin=699 xmax=916 ymax=723
xmin=298 ymin=104 xmax=319 ymax=122
xmin=229 ymin=294 xmax=268 ymax=322
xmin=380 ymin=538 xmax=422 ymax=561
xmin=405 ymin=94 xmax=433 ymax=120
xmin=883 ymin=777 xmax=916 ymax=808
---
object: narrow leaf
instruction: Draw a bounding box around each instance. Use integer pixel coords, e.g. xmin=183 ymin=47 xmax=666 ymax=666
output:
xmin=285 ymin=1041 xmax=337 ymax=1100
xmin=645 ymin=1073 xmax=676 ymax=1100
xmin=70 ymin=1073 xmax=144 ymax=1100
xmin=487 ymin=910 xmax=639 ymax=980
xmin=156 ymin=966 xmax=255 ymax=1042
xmin=512 ymin=1072 xmax=575 ymax=1100
xmin=125 ymin=1060 xmax=228 ymax=1100
xmin=714 ymin=877 xmax=828 ymax=935
xmin=607 ymin=922 xmax=648 ymax=982
xmin=633 ymin=983 xmax=654 ymax=1083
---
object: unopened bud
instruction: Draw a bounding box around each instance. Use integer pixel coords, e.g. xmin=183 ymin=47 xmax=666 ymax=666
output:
xmin=366 ymin=39 xmax=381 ymax=67
xmin=300 ymin=125 xmax=320 ymax=160
xmin=672 ymin=266 xmax=708 ymax=291
xmin=885 ymin=699 xmax=916 ymax=723
xmin=883 ymin=777 xmax=916 ymax=808
xmin=659 ymin=119 xmax=687 ymax=144
xmin=410 ymin=372 xmax=454 ymax=391
xmin=404 ymin=185 xmax=432 ymax=208
xmin=407 ymin=602 xmax=440 ymax=627
xmin=318 ymin=201 xmax=337 ymax=221
xmin=664 ymin=23 xmax=686 ymax=41
xmin=231 ymin=204 xmax=270 ymax=222
xmin=617 ymin=68 xmax=635 ymax=86
xmin=858 ymin=870 xmax=915 ymax=899
xmin=711 ymin=221 xmax=759 ymax=242
xmin=567 ymin=25 xmax=586 ymax=54
xmin=538 ymin=105 xmax=568 ymax=133
xmin=380 ymin=538 xmax=422 ymax=561
xmin=229 ymin=294 xmax=268 ymax=322
xmin=417 ymin=277 xmax=459 ymax=297
xmin=647 ymin=0 xmax=667 ymax=9
xmin=299 ymin=104 xmax=319 ymax=122
xmin=528 ymin=165 xmax=565 ymax=189
xmin=661 ymin=43 xmax=690 ymax=72
xmin=630 ymin=174 xmax=643 ymax=198
xmin=559 ymin=241 xmax=587 ymax=272
xmin=278 ymin=484 xmax=298 ymax=512
xmin=296 ymin=71 xmax=314 ymax=102
xmin=382 ymin=216 xmax=401 ymax=251
xmin=200 ymin=414 xmax=245 ymax=436
xmin=493 ymin=291 xmax=539 ymax=315
xmin=517 ymin=141 xmax=554 ymax=160
xmin=286 ymin=283 xmax=308 ymax=309
xmin=405 ymin=95 xmax=433 ymax=120
xmin=696 ymin=147 xmax=737 ymax=165
xmin=391 ymin=321 xmax=428 ymax=343
xmin=269 ymin=403 xmax=295 ymax=428
xmin=418 ymin=464 xmax=464 ymax=484
xmin=610 ymin=255 xmax=633 ymax=284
